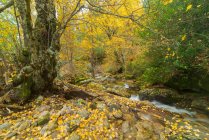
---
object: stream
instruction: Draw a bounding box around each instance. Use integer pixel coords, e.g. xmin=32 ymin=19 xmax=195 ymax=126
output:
xmin=128 ymin=84 xmax=209 ymax=126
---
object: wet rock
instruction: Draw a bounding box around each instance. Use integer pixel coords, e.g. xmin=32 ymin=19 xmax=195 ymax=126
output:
xmin=18 ymin=121 xmax=31 ymax=132
xmin=191 ymin=98 xmax=209 ymax=111
xmin=78 ymin=110 xmax=90 ymax=119
xmin=122 ymin=121 xmax=130 ymax=133
xmin=138 ymin=88 xmax=182 ymax=104
xmin=68 ymin=133 xmax=80 ymax=140
xmin=0 ymin=123 xmax=11 ymax=130
xmin=37 ymin=111 xmax=50 ymax=125
xmin=106 ymin=88 xmax=130 ymax=97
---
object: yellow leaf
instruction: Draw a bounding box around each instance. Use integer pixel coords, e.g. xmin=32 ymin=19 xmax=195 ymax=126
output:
xmin=167 ymin=48 xmax=171 ymax=51
xmin=186 ymin=4 xmax=192 ymax=11
xmin=181 ymin=35 xmax=187 ymax=41
xmin=197 ymin=5 xmax=201 ymax=8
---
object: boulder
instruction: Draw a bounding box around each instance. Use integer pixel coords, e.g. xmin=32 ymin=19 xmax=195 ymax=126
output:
xmin=138 ymin=88 xmax=182 ymax=104
xmin=37 ymin=111 xmax=50 ymax=125
xmin=0 ymin=123 xmax=11 ymax=130
xmin=78 ymin=110 xmax=90 ymax=119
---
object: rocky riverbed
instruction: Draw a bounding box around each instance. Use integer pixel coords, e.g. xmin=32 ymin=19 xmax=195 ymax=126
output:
xmin=0 ymin=82 xmax=209 ymax=140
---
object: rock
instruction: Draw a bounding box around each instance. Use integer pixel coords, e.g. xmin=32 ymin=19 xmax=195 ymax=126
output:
xmin=68 ymin=133 xmax=80 ymax=140
xmin=103 ymin=118 xmax=110 ymax=129
xmin=137 ymin=112 xmax=152 ymax=121
xmin=66 ymin=119 xmax=81 ymax=133
xmin=58 ymin=105 xmax=72 ymax=116
xmin=47 ymin=121 xmax=58 ymax=131
xmin=135 ymin=120 xmax=161 ymax=140
xmin=122 ymin=121 xmax=130 ymax=133
xmin=89 ymin=102 xmax=97 ymax=109
xmin=96 ymin=102 xmax=107 ymax=111
xmin=191 ymin=98 xmax=209 ymax=111
xmin=36 ymin=105 xmax=51 ymax=112
xmin=36 ymin=95 xmax=44 ymax=104
xmin=78 ymin=110 xmax=90 ymax=119
xmin=112 ymin=110 xmax=123 ymax=119
xmin=123 ymin=114 xmax=137 ymax=125
xmin=5 ymin=132 xmax=17 ymax=139
xmin=108 ymin=104 xmax=120 ymax=112
xmin=40 ymin=125 xmax=48 ymax=136
xmin=18 ymin=121 xmax=30 ymax=132
xmin=13 ymin=121 xmax=23 ymax=129
xmin=106 ymin=88 xmax=130 ymax=97
xmin=77 ymin=99 xmax=86 ymax=107
xmin=0 ymin=123 xmax=11 ymax=130
xmin=37 ymin=111 xmax=50 ymax=125
xmin=79 ymin=79 xmax=94 ymax=85
xmin=138 ymin=88 xmax=182 ymax=104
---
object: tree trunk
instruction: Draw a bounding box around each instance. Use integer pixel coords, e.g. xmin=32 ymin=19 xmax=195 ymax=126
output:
xmin=9 ymin=0 xmax=60 ymax=102
xmin=31 ymin=0 xmax=59 ymax=91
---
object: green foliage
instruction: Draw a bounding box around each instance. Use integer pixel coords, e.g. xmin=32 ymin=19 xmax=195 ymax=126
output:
xmin=92 ymin=47 xmax=106 ymax=64
xmin=130 ymin=0 xmax=209 ymax=91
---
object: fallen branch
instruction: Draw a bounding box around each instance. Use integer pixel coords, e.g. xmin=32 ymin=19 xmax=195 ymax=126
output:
xmin=0 ymin=104 xmax=25 ymax=110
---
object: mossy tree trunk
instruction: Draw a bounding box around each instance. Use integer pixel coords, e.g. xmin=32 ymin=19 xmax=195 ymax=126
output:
xmin=0 ymin=0 xmax=84 ymax=103
xmin=12 ymin=0 xmax=60 ymax=101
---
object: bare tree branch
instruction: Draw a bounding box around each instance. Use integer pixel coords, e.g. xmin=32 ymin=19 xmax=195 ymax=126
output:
xmin=0 ymin=0 xmax=14 ymax=13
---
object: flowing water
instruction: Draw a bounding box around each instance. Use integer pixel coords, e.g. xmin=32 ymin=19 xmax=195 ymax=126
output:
xmin=127 ymin=84 xmax=209 ymax=126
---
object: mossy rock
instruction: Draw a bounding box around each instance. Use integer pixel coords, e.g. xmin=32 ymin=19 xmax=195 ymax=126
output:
xmin=138 ymin=88 xmax=183 ymax=104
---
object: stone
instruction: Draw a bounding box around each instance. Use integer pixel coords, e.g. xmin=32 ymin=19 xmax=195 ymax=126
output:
xmin=36 ymin=95 xmax=44 ymax=104
xmin=18 ymin=121 xmax=31 ymax=132
xmin=96 ymin=102 xmax=107 ymax=111
xmin=122 ymin=121 xmax=130 ymax=133
xmin=191 ymin=98 xmax=209 ymax=111
xmin=135 ymin=120 xmax=160 ymax=140
xmin=47 ymin=121 xmax=58 ymax=131
xmin=58 ymin=105 xmax=71 ymax=116
xmin=5 ymin=132 xmax=17 ymax=139
xmin=108 ymin=104 xmax=120 ymax=112
xmin=66 ymin=119 xmax=80 ymax=133
xmin=0 ymin=123 xmax=11 ymax=130
xmin=68 ymin=133 xmax=80 ymax=140
xmin=103 ymin=118 xmax=110 ymax=129
xmin=78 ymin=110 xmax=90 ymax=119
xmin=36 ymin=105 xmax=51 ymax=112
xmin=113 ymin=110 xmax=123 ymax=119
xmin=37 ymin=111 xmax=50 ymax=125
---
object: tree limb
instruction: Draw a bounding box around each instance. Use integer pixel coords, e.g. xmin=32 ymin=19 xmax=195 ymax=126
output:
xmin=0 ymin=0 xmax=14 ymax=13
xmin=0 ymin=104 xmax=25 ymax=110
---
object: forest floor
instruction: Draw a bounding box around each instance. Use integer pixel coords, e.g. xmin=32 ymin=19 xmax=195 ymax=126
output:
xmin=0 ymin=80 xmax=209 ymax=140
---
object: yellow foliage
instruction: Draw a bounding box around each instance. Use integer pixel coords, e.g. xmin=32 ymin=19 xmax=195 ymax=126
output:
xmin=186 ymin=4 xmax=192 ymax=12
